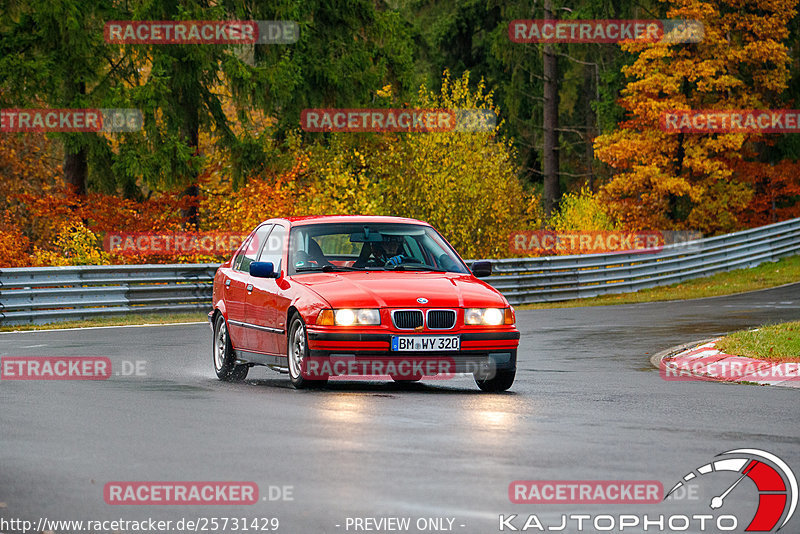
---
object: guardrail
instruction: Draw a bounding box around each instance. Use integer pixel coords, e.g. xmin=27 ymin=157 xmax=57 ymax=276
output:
xmin=1 ymin=218 xmax=798 ymax=325
xmin=484 ymin=217 xmax=800 ymax=305
xmin=0 ymin=264 xmax=218 ymax=326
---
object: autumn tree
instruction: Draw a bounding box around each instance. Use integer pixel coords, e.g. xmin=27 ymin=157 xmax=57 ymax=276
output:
xmin=244 ymin=0 xmax=419 ymax=140
xmin=0 ymin=0 xmax=122 ymax=196
xmin=369 ymin=72 xmax=536 ymax=258
xmin=594 ymin=0 xmax=799 ymax=233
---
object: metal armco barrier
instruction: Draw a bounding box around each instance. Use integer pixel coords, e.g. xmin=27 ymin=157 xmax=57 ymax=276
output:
xmin=1 ymin=218 xmax=798 ymax=325
xmin=485 ymin=217 xmax=800 ymax=305
xmin=0 ymin=264 xmax=218 ymax=326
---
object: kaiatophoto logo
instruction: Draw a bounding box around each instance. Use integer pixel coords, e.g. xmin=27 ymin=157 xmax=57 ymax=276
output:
xmin=501 ymin=448 xmax=796 ymax=532
xmin=665 ymin=449 xmax=797 ymax=532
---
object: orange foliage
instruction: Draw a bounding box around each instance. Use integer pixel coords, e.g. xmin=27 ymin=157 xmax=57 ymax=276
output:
xmin=0 ymin=131 xmax=62 ymax=266
xmin=735 ymin=160 xmax=800 ymax=226
xmin=0 ymin=211 xmax=30 ymax=268
xmin=200 ymin=157 xmax=302 ymax=233
xmin=3 ymin=152 xmax=303 ymax=266
xmin=595 ymin=0 xmax=798 ymax=234
xmin=0 ymin=132 xmax=61 ymax=195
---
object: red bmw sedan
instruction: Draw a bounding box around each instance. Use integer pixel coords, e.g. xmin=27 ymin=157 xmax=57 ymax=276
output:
xmin=209 ymin=215 xmax=520 ymax=391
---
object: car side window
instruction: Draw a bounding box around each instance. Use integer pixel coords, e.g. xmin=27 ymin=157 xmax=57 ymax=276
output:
xmin=232 ymin=234 xmax=254 ymax=271
xmin=258 ymin=224 xmax=286 ymax=272
xmin=236 ymin=224 xmax=272 ymax=273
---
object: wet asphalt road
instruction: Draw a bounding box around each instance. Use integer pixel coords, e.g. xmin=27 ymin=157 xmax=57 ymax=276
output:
xmin=1 ymin=284 xmax=799 ymax=534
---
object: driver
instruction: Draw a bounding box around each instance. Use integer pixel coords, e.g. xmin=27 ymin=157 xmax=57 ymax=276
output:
xmin=370 ymin=235 xmax=407 ymax=266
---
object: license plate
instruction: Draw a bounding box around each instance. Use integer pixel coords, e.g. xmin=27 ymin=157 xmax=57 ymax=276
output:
xmin=391 ymin=335 xmax=460 ymax=352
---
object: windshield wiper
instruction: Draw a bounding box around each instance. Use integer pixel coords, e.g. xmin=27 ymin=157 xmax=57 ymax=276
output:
xmin=295 ymin=265 xmax=361 ymax=272
xmin=386 ymin=264 xmax=448 ymax=272
xmin=296 ymin=264 xmax=449 ymax=273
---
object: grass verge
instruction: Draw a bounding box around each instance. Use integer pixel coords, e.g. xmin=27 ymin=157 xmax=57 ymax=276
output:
xmin=715 ymin=321 xmax=800 ymax=362
xmin=518 ymin=254 xmax=800 ymax=309
xmin=0 ymin=312 xmax=208 ymax=333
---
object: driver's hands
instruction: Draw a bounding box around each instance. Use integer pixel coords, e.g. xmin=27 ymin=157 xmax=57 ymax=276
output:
xmin=386 ymin=255 xmax=405 ymax=266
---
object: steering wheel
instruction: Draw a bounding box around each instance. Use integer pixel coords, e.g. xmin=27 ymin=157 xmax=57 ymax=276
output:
xmin=383 ymin=255 xmax=411 ymax=267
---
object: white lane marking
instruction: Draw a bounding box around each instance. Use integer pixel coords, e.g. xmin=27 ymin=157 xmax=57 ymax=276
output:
xmin=18 ymin=344 xmax=48 ymax=348
xmin=0 ymin=322 xmax=206 ymax=335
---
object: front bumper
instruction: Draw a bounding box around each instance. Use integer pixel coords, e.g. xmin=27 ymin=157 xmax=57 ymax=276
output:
xmin=305 ymin=330 xmax=519 ymax=376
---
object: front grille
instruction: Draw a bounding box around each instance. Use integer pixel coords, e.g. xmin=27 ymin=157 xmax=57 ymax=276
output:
xmin=392 ymin=310 xmax=424 ymax=329
xmin=427 ymin=309 xmax=456 ymax=329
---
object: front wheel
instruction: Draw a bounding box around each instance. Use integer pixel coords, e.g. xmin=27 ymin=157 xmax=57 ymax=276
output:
xmin=287 ymin=314 xmax=327 ymax=389
xmin=213 ymin=314 xmax=249 ymax=381
xmin=474 ymin=369 xmax=515 ymax=392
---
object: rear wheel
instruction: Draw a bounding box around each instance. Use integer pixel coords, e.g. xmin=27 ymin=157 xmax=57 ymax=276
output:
xmin=287 ymin=314 xmax=327 ymax=389
xmin=213 ymin=314 xmax=249 ymax=381
xmin=474 ymin=369 xmax=515 ymax=392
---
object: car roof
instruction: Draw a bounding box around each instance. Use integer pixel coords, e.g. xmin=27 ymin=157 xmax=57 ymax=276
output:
xmin=264 ymin=215 xmax=431 ymax=227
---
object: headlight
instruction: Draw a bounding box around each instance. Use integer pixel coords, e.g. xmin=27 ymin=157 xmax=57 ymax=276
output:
xmin=465 ymin=308 xmax=506 ymax=326
xmin=328 ymin=308 xmax=381 ymax=326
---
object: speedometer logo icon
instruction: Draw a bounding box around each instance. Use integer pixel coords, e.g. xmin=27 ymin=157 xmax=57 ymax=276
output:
xmin=665 ymin=448 xmax=797 ymax=531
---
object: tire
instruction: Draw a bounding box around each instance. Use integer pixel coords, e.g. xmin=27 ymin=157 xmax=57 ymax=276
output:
xmin=287 ymin=314 xmax=327 ymax=389
xmin=213 ymin=314 xmax=249 ymax=381
xmin=229 ymin=364 xmax=249 ymax=381
xmin=474 ymin=369 xmax=515 ymax=392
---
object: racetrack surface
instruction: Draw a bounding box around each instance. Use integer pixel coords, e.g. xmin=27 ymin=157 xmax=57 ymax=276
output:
xmin=1 ymin=284 xmax=799 ymax=533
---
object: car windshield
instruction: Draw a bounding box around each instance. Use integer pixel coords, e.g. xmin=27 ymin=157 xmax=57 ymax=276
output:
xmin=288 ymin=222 xmax=469 ymax=275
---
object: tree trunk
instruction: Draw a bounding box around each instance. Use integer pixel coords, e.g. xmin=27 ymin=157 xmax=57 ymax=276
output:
xmin=63 ymin=81 xmax=88 ymax=196
xmin=582 ymin=62 xmax=596 ymax=191
xmin=179 ymin=83 xmax=201 ymax=230
xmin=63 ymin=145 xmax=87 ymax=196
xmin=542 ymin=0 xmax=560 ymax=216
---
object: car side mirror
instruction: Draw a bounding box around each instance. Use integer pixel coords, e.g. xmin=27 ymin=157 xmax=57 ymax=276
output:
xmin=471 ymin=260 xmax=492 ymax=278
xmin=250 ymin=261 xmax=279 ymax=279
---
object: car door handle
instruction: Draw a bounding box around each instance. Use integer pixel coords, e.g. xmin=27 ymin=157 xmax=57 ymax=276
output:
xmin=246 ymin=284 xmax=253 ymax=292
xmin=225 ymin=279 xmax=231 ymax=287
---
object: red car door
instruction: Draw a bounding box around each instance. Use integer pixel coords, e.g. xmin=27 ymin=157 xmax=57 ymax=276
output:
xmin=244 ymin=224 xmax=287 ymax=355
xmin=223 ymin=236 xmax=253 ymax=349
xmin=228 ymin=224 xmax=272 ymax=351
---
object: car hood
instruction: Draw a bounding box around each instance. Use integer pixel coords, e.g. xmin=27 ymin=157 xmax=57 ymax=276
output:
xmin=291 ymin=271 xmax=507 ymax=309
